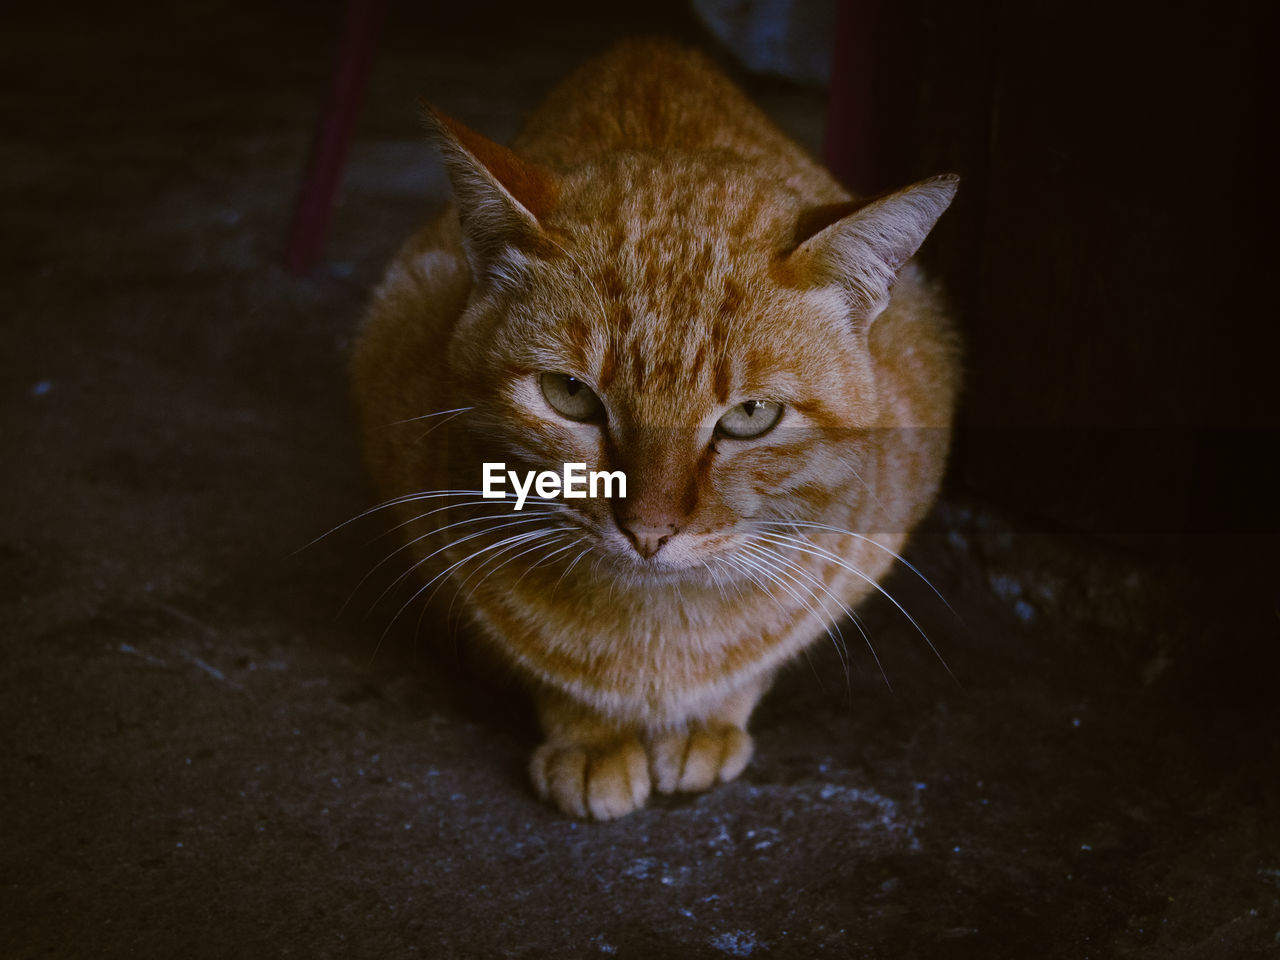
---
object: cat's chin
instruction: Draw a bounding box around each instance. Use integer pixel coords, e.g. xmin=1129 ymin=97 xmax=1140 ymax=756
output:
xmin=597 ymin=545 xmax=726 ymax=584
xmin=601 ymin=550 xmax=687 ymax=575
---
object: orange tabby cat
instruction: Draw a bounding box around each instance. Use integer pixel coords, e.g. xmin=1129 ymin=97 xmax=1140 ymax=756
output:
xmin=351 ymin=39 xmax=959 ymax=819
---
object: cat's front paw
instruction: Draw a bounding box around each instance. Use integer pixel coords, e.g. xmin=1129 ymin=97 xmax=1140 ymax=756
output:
xmin=529 ymin=737 xmax=651 ymax=820
xmin=647 ymin=724 xmax=753 ymax=794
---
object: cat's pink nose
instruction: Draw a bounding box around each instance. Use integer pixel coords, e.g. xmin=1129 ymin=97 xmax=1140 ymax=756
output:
xmin=621 ymin=523 xmax=675 ymax=559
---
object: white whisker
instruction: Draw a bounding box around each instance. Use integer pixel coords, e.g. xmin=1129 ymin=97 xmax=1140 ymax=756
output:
xmin=735 ymin=542 xmax=851 ymax=681
xmin=715 ymin=556 xmax=789 ymax=622
xmin=448 ymin=528 xmax=573 ymax=622
xmin=553 ymin=544 xmax=594 ymax=599
xmin=757 ymin=532 xmax=954 ymax=680
xmin=414 ymin=407 xmax=471 ymax=443
xmin=378 ymin=528 xmax=562 ymax=652
xmin=700 ymin=559 xmax=730 ymax=603
xmin=384 ymin=405 xmax=475 ymax=427
xmin=722 ymin=550 xmax=843 ymax=659
xmin=295 ymin=488 xmax=498 ymax=554
xmin=755 ymin=519 xmax=956 ymax=617
xmin=741 ymin=539 xmax=880 ymax=692
xmin=365 ymin=512 xmax=562 ymax=617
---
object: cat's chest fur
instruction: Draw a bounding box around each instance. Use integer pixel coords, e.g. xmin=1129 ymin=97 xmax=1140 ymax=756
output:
xmin=351 ymin=39 xmax=959 ymax=819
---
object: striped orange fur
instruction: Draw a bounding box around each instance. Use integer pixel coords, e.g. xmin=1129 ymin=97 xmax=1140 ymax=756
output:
xmin=351 ymin=39 xmax=960 ymax=819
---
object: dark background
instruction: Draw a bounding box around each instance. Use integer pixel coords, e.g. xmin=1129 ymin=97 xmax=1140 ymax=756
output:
xmin=830 ymin=1 xmax=1275 ymax=540
xmin=2 ymin=1 xmax=1277 ymax=957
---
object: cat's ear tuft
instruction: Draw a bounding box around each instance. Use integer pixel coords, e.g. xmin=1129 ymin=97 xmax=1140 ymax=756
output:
xmin=788 ymin=174 xmax=958 ymax=323
xmin=420 ymin=102 xmax=561 ymax=282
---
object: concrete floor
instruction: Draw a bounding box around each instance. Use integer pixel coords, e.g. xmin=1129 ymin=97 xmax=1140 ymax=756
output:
xmin=3 ymin=2 xmax=1277 ymax=957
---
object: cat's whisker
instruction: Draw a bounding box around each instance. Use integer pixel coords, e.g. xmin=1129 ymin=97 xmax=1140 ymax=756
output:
xmin=720 ymin=551 xmax=836 ymax=698
xmin=346 ymin=502 xmax=564 ymax=615
xmin=442 ymin=530 xmax=548 ymax=631
xmin=519 ymin=529 xmax=581 ymax=568
xmin=757 ymin=532 xmax=955 ymax=680
xmin=712 ymin=556 xmax=753 ymax=602
xmin=447 ymin=528 xmax=574 ymax=623
xmin=699 ymin=559 xmax=730 ymax=603
xmin=755 ymin=519 xmax=956 ymax=617
xmin=589 ymin=550 xmax=611 ymax=585
xmin=384 ymin=405 xmax=475 ymax=427
xmin=736 ymin=541 xmax=853 ymax=682
xmin=725 ymin=548 xmax=844 ymax=660
xmin=741 ymin=539 xmax=884 ymax=692
xmin=843 ymin=463 xmax=890 ymax=522
xmin=586 ymin=547 xmax=622 ymax=601
xmin=425 ymin=529 xmax=566 ymax=612
xmin=719 ymin=552 xmax=830 ymax=695
xmin=424 ymin=528 xmax=572 ymax=617
xmin=368 ymin=498 xmax=564 ymax=551
xmin=394 ymin=512 xmax=565 ymax=632
xmin=378 ymin=528 xmax=563 ymax=653
xmin=295 ymin=488 xmax=502 ymax=554
xmin=553 ymin=544 xmax=594 ymax=599
xmin=718 ymin=552 xmax=839 ymax=665
xmin=364 ymin=512 xmax=565 ymax=619
xmin=381 ymin=526 xmax=561 ymax=663
xmin=433 ymin=529 xmax=572 ymax=652
xmin=413 ymin=407 xmax=472 ymax=444
xmin=715 ymin=556 xmax=789 ymax=623
xmin=740 ymin=542 xmax=848 ymax=647
xmin=513 ymin=533 xmax=580 ymax=585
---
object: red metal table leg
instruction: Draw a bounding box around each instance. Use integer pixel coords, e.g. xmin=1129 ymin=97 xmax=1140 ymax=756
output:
xmin=284 ymin=0 xmax=388 ymax=276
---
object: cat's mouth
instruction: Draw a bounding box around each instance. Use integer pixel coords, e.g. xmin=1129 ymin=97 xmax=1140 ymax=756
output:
xmin=605 ymin=552 xmax=713 ymax=583
xmin=598 ymin=527 xmax=744 ymax=578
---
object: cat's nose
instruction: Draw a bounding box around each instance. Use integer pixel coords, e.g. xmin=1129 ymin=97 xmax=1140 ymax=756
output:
xmin=621 ymin=523 xmax=675 ymax=559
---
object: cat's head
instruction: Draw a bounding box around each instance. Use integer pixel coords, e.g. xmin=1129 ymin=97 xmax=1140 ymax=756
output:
xmin=425 ymin=109 xmax=956 ymax=577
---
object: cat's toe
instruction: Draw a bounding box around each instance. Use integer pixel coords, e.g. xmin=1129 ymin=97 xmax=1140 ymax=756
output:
xmin=649 ymin=725 xmax=753 ymax=794
xmin=529 ymin=738 xmax=650 ymax=820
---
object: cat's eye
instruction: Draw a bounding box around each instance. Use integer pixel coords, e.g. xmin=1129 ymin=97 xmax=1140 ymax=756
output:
xmin=539 ymin=372 xmax=604 ymax=422
xmin=716 ymin=399 xmax=783 ymax=439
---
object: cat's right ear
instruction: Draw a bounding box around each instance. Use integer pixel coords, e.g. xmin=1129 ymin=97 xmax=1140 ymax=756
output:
xmin=420 ymin=103 xmax=560 ymax=283
xmin=784 ymin=174 xmax=958 ymax=324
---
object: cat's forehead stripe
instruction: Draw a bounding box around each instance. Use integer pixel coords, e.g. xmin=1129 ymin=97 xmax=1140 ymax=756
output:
xmin=597 ymin=341 xmax=618 ymax=393
xmin=577 ymin=212 xmax=759 ymax=403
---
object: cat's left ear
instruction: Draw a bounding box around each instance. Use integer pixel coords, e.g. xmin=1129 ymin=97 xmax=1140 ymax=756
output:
xmin=787 ymin=175 xmax=958 ymax=323
xmin=420 ymin=103 xmax=560 ymax=282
